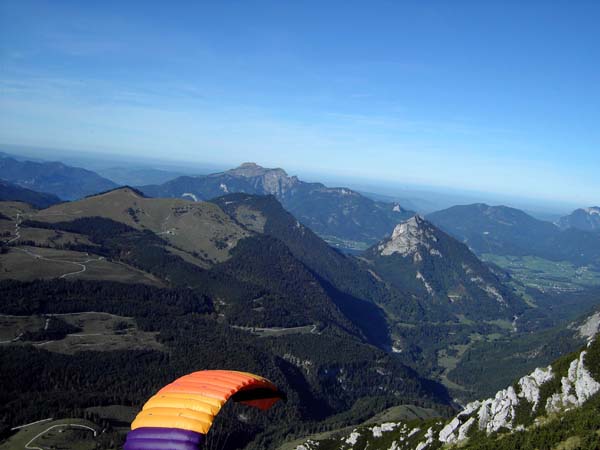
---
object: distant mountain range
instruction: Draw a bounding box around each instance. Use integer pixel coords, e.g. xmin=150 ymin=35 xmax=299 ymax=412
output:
xmin=140 ymin=162 xmax=415 ymax=250
xmin=0 ymin=154 xmax=118 ymax=200
xmin=557 ymin=206 xmax=600 ymax=232
xmin=427 ymin=203 xmax=600 ymax=267
xmin=361 ymin=215 xmax=525 ymax=320
xmin=97 ymin=166 xmax=186 ymax=186
xmin=3 ymin=152 xmax=598 ymax=260
xmin=0 ymin=179 xmax=61 ymax=208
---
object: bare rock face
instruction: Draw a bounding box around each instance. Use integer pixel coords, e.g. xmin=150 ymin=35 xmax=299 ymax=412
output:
xmin=294 ymin=338 xmax=599 ymax=450
xmin=415 ymin=427 xmax=434 ymax=450
xmin=227 ymin=162 xmax=273 ymax=178
xmin=345 ymin=431 xmax=361 ymax=445
xmin=517 ymin=366 xmax=554 ymax=410
xmin=477 ymin=386 xmax=519 ymax=433
xmin=438 ymin=401 xmax=481 ymax=444
xmin=371 ymin=422 xmax=398 ymax=437
xmin=457 ymin=417 xmax=476 ymax=441
xmin=367 ymin=214 xmax=523 ymax=316
xmin=546 ymin=350 xmax=600 ymax=413
xmin=557 ymin=206 xmax=600 ymax=231
xmin=578 ymin=312 xmax=600 ymax=344
xmin=226 ymin=162 xmax=300 ymax=197
xmin=439 ymin=341 xmax=598 ymax=447
xmin=378 ymin=215 xmax=438 ymax=257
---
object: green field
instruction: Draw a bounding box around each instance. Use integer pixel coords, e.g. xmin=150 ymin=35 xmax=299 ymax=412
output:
xmin=436 ymin=333 xmax=485 ymax=393
xmin=33 ymin=188 xmax=251 ymax=263
xmin=0 ymin=246 xmax=163 ymax=285
xmin=482 ymin=254 xmax=600 ymax=292
xmin=16 ymin=226 xmax=97 ymax=248
xmin=0 ymin=312 xmax=163 ymax=354
xmin=321 ymin=234 xmax=371 ymax=252
xmin=231 ymin=324 xmax=317 ymax=337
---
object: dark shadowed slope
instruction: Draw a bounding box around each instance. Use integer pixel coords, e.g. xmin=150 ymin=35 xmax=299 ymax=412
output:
xmin=0 ymin=180 xmax=61 ymax=208
xmin=0 ymin=155 xmax=117 ymax=200
xmin=427 ymin=203 xmax=600 ymax=267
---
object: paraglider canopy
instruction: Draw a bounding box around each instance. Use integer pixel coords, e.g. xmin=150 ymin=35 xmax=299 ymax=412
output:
xmin=124 ymin=370 xmax=285 ymax=450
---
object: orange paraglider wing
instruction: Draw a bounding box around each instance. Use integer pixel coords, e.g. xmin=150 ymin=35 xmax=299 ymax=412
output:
xmin=124 ymin=370 xmax=284 ymax=450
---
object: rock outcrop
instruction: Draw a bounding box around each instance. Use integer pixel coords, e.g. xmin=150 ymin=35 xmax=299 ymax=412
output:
xmin=292 ymin=336 xmax=599 ymax=450
xmin=546 ymin=350 xmax=600 ymax=413
xmin=363 ymin=215 xmax=524 ymax=318
xmin=517 ymin=366 xmax=554 ymax=410
xmin=557 ymin=206 xmax=600 ymax=232
xmin=378 ymin=216 xmax=438 ymax=257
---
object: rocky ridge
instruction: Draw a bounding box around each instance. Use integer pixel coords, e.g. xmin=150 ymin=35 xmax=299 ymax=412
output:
xmin=291 ymin=332 xmax=600 ymax=450
xmin=557 ymin=206 xmax=600 ymax=232
xmin=378 ymin=216 xmax=441 ymax=260
xmin=220 ymin=162 xmax=301 ymax=198
xmin=362 ymin=215 xmax=525 ymax=319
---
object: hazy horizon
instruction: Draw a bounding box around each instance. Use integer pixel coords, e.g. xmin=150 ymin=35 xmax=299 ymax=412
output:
xmin=1 ymin=142 xmax=586 ymax=216
xmin=1 ymin=1 xmax=599 ymax=206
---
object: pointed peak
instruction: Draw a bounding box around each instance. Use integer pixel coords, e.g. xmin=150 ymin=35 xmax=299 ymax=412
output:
xmin=391 ymin=214 xmax=428 ymax=233
xmin=406 ymin=214 xmax=426 ymax=224
xmin=84 ymin=185 xmax=146 ymax=199
xmin=380 ymin=215 xmax=439 ymax=257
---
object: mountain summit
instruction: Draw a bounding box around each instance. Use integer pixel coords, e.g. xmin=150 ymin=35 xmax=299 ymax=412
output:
xmin=557 ymin=206 xmax=600 ymax=232
xmin=363 ymin=215 xmax=525 ymax=319
xmin=227 ymin=162 xmax=290 ymax=179
xmin=378 ymin=215 xmax=441 ymax=259
xmin=140 ymin=163 xmax=414 ymax=250
xmin=218 ymin=162 xmax=300 ymax=198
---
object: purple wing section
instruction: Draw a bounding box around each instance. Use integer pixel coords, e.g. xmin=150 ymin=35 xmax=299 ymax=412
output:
xmin=124 ymin=427 xmax=204 ymax=450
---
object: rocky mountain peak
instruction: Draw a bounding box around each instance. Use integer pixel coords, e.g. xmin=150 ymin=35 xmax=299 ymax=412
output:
xmin=223 ymin=162 xmax=300 ymax=197
xmin=95 ymin=186 xmax=146 ymax=199
xmin=557 ymin=206 xmax=600 ymax=231
xmin=228 ymin=162 xmax=288 ymax=178
xmin=378 ymin=215 xmax=440 ymax=257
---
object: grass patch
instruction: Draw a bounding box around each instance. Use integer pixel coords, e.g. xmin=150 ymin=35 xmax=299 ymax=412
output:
xmin=1 ymin=312 xmax=164 ymax=355
xmin=0 ymin=246 xmax=162 ymax=285
xmin=482 ymin=254 xmax=600 ymax=293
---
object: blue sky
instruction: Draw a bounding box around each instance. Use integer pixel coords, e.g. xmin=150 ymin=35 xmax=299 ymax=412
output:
xmin=1 ymin=0 xmax=599 ymax=205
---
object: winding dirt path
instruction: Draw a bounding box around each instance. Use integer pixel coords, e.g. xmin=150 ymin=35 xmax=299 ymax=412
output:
xmin=6 ymin=212 xmax=22 ymax=244
xmin=14 ymin=246 xmax=104 ymax=278
xmin=3 ymin=210 xmax=105 ymax=278
xmin=24 ymin=423 xmax=97 ymax=450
